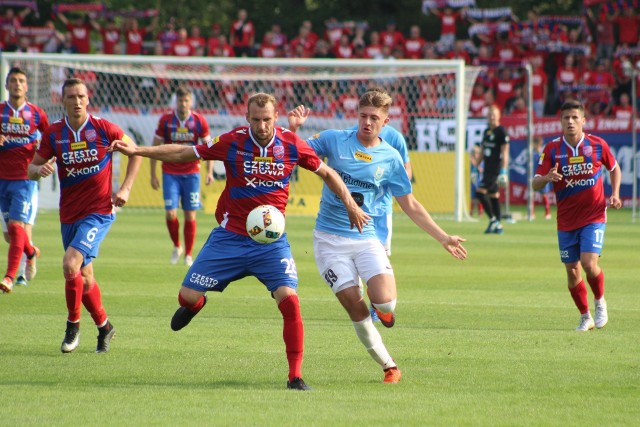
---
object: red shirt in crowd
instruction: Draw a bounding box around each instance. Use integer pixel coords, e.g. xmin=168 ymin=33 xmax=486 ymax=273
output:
xmin=67 ymin=23 xmax=92 ymax=53
xmin=126 ymin=28 xmax=146 ymax=55
xmin=100 ymin=27 xmax=120 ymax=54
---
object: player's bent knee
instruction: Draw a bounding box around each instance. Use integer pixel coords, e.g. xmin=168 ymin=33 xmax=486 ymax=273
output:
xmin=272 ymin=285 xmax=297 ymax=303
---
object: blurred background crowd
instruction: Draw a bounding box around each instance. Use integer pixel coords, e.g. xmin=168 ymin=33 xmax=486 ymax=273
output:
xmin=2 ymin=0 xmax=639 ymax=118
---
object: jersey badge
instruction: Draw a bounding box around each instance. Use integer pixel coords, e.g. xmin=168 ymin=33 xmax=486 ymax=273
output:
xmin=85 ymin=129 xmax=96 ymax=142
xmin=22 ymin=110 xmax=31 ymax=121
xmin=208 ymin=136 xmax=219 ymax=148
xmin=374 ymin=166 xmax=385 ymax=180
xmin=583 ymin=146 xmax=592 ymax=157
xmin=273 ymin=145 xmax=284 ymax=160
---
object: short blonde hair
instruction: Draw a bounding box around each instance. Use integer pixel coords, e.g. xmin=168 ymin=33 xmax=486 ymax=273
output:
xmin=247 ymin=92 xmax=277 ymax=111
xmin=358 ymin=88 xmax=392 ymax=114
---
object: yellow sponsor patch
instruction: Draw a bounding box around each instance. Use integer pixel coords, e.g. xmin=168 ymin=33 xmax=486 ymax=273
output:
xmin=9 ymin=117 xmax=23 ymax=124
xmin=255 ymin=156 xmax=273 ymax=163
xmin=177 ymin=127 xmax=188 ymax=133
xmin=569 ymin=156 xmax=584 ymax=164
xmin=71 ymin=141 xmax=87 ymax=150
xmin=354 ymin=151 xmax=372 ymax=162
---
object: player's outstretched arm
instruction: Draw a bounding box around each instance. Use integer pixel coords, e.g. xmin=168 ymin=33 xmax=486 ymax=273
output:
xmin=205 ymin=160 xmax=215 ymax=185
xmin=396 ymin=193 xmax=467 ymax=260
xmin=109 ymin=139 xmax=198 ymax=163
xmin=287 ymin=105 xmax=311 ymax=133
xmin=113 ymin=138 xmax=142 ymax=208
xmin=315 ymin=164 xmax=370 ymax=232
xmin=149 ymin=136 xmax=163 ymax=190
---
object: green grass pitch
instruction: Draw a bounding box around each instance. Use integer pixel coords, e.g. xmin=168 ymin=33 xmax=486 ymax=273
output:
xmin=1 ymin=207 xmax=639 ymax=426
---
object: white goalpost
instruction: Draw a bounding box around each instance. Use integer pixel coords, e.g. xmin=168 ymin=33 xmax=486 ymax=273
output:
xmin=1 ymin=53 xmax=481 ymax=221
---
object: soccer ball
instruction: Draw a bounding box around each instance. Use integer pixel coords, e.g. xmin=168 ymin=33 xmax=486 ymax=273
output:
xmin=246 ymin=205 xmax=285 ymax=244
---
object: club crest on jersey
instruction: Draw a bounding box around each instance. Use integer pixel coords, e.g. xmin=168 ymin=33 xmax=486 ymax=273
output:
xmin=273 ymin=145 xmax=285 ymax=160
xmin=374 ymin=166 xmax=385 ymax=180
xmin=85 ymin=129 xmax=96 ymax=142
xmin=208 ymin=136 xmax=219 ymax=148
xmin=22 ymin=110 xmax=31 ymax=121
xmin=583 ymin=146 xmax=593 ymax=157
xmin=355 ymin=151 xmax=372 ymax=162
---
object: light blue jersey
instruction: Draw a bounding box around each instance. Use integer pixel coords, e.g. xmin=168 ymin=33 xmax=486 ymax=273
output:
xmin=307 ymin=129 xmax=411 ymax=240
xmin=347 ymin=125 xmax=409 ymax=216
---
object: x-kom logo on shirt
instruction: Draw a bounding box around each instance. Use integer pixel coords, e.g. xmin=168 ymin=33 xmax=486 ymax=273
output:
xmin=565 ymin=177 xmax=595 ymax=188
xmin=244 ymin=176 xmax=285 ymax=188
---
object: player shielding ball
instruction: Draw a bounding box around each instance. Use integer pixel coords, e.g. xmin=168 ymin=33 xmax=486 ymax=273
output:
xmin=288 ymin=89 xmax=467 ymax=383
xmin=533 ymin=100 xmax=621 ymax=331
xmin=29 ymin=78 xmax=142 ymax=353
xmin=110 ymin=92 xmax=368 ymax=391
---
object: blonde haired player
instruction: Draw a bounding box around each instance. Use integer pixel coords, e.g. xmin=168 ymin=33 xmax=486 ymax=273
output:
xmin=289 ymin=88 xmax=467 ymax=383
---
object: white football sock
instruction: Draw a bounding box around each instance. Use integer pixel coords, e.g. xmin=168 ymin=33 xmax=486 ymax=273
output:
xmin=17 ymin=253 xmax=27 ymax=277
xmin=371 ymin=299 xmax=396 ymax=314
xmin=353 ymin=317 xmax=396 ymax=369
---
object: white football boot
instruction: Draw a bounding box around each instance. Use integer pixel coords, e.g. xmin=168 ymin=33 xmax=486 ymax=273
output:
xmin=576 ymin=313 xmax=595 ymax=332
xmin=594 ymin=298 xmax=608 ymax=329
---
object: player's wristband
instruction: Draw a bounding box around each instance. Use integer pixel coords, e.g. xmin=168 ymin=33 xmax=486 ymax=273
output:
xmin=500 ymin=168 xmax=508 ymax=175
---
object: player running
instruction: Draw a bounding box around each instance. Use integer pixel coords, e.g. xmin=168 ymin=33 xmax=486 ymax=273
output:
xmin=28 ymin=78 xmax=142 ymax=353
xmin=150 ymin=86 xmax=213 ymax=266
xmin=533 ymin=99 xmax=621 ymax=331
xmin=110 ymin=92 xmax=368 ymax=391
xmin=0 ymin=67 xmax=49 ymax=294
xmin=288 ymin=88 xmax=467 ymax=383
xmin=287 ymin=95 xmax=412 ymax=322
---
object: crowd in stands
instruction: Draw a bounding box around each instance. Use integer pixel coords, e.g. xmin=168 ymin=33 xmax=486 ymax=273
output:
xmin=2 ymin=1 xmax=640 ymax=119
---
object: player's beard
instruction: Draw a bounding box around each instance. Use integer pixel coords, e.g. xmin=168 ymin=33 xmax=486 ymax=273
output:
xmin=253 ymin=128 xmax=273 ymax=146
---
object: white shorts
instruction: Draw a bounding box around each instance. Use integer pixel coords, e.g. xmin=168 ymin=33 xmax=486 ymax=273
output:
xmin=313 ymin=229 xmax=394 ymax=294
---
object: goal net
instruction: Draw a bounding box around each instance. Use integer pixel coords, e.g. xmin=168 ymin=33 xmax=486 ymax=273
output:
xmin=1 ymin=54 xmax=481 ymax=221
